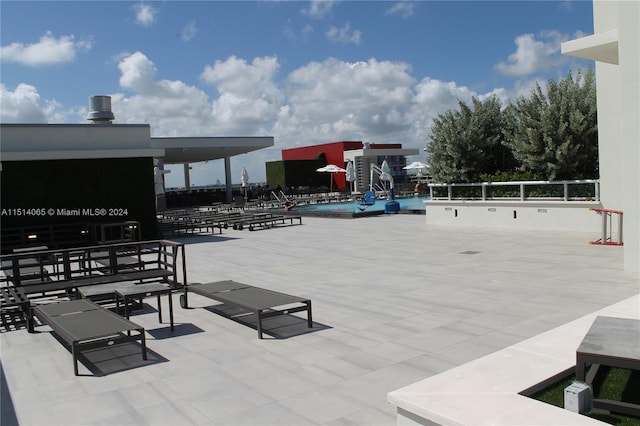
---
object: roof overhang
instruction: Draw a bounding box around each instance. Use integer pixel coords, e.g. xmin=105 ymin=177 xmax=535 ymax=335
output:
xmin=561 ymin=29 xmax=619 ymax=65
xmin=344 ymin=148 xmax=420 ymax=160
xmin=151 ymin=136 xmax=274 ymax=164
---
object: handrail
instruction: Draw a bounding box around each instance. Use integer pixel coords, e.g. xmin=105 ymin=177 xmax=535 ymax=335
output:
xmin=589 ymin=208 xmax=623 ymax=246
xmin=428 ymin=179 xmax=599 ymax=202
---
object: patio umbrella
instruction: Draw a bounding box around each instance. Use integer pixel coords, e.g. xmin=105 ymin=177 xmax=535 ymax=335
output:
xmin=316 ymin=164 xmax=346 ymax=192
xmin=403 ymin=161 xmax=427 ymax=171
xmin=241 ymin=167 xmax=249 ymax=203
xmin=379 ymin=160 xmax=392 ymax=182
xmin=345 ymin=161 xmax=356 ymax=194
xmin=379 ymin=160 xmax=394 ymax=199
xmin=403 ymin=161 xmax=427 ymax=178
xmin=153 ymin=166 xmax=165 ymax=196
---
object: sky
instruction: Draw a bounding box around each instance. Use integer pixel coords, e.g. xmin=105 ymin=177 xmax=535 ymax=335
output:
xmin=0 ymin=0 xmax=595 ymax=188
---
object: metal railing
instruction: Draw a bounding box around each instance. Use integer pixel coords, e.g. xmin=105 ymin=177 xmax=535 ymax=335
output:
xmin=428 ymin=179 xmax=600 ymax=202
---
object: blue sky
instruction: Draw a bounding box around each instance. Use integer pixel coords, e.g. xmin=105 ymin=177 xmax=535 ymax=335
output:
xmin=1 ymin=1 xmax=594 ymax=188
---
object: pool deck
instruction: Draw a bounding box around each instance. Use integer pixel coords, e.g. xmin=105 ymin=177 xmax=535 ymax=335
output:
xmin=1 ymin=215 xmax=639 ymax=425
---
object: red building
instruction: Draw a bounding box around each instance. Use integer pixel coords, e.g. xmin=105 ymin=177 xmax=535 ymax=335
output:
xmin=282 ymin=141 xmax=404 ymax=191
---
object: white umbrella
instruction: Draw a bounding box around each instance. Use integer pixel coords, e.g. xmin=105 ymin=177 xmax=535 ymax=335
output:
xmin=403 ymin=161 xmax=427 ymax=171
xmin=403 ymin=161 xmax=427 ymax=178
xmin=379 ymin=160 xmax=395 ymax=200
xmin=241 ymin=167 xmax=249 ymax=203
xmin=241 ymin=167 xmax=249 ymax=187
xmin=345 ymin=161 xmax=356 ymax=194
xmin=154 ymin=166 xmax=165 ymax=195
xmin=316 ymin=164 xmax=346 ymax=192
xmin=379 ymin=160 xmax=392 ymax=181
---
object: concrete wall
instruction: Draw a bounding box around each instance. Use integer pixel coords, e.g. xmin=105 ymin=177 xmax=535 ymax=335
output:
xmin=425 ymin=200 xmax=605 ymax=235
xmin=616 ymin=1 xmax=640 ymax=272
xmin=567 ymin=0 xmax=639 ymax=272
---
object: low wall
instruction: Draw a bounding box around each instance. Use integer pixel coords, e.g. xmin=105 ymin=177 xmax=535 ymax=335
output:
xmin=424 ymin=200 xmax=606 ymax=234
xmin=388 ymin=295 xmax=639 ymax=426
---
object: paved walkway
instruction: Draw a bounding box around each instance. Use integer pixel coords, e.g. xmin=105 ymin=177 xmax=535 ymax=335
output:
xmin=1 ymin=215 xmax=638 ymax=425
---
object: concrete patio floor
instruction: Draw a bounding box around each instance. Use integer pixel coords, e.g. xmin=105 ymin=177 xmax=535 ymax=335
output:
xmin=1 ymin=214 xmax=639 ymax=425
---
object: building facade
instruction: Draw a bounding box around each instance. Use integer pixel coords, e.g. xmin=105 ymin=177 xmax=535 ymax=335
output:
xmin=562 ymin=0 xmax=639 ymax=272
xmin=281 ymin=141 xmax=419 ymax=192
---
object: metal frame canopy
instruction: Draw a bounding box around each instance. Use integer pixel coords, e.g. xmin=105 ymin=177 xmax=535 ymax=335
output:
xmin=151 ymin=136 xmax=274 ymax=164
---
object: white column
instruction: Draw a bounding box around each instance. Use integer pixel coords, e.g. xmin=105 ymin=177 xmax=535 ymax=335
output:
xmin=183 ymin=163 xmax=191 ymax=193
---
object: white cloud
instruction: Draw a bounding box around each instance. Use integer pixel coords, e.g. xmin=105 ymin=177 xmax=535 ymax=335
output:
xmin=0 ymin=83 xmax=47 ymax=123
xmin=200 ymin=55 xmax=283 ymax=133
xmin=386 ymin=2 xmax=414 ymax=18
xmin=326 ymin=23 xmax=361 ymax=44
xmin=2 ymin=52 xmax=505 ymax=184
xmin=112 ymin=52 xmax=212 ymax=136
xmin=0 ymin=31 xmax=92 ymax=67
xmin=276 ymin=58 xmax=418 ymax=146
xmin=283 ymin=20 xmax=314 ymax=43
xmin=134 ymin=3 xmax=156 ymax=27
xmin=180 ymin=22 xmax=197 ymax=42
xmin=303 ymin=0 xmax=336 ymax=19
xmin=495 ymin=31 xmax=568 ymax=76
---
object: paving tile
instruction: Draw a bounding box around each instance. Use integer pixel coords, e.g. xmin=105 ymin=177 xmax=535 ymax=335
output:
xmin=1 ymin=215 xmax=637 ymax=426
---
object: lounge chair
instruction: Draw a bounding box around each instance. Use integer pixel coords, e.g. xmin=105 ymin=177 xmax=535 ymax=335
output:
xmin=31 ymin=299 xmax=147 ymax=375
xmin=0 ymin=286 xmax=33 ymax=332
xmin=179 ymin=280 xmax=312 ymax=338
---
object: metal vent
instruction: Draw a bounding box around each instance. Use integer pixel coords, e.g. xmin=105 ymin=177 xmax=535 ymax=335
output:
xmin=86 ymin=96 xmax=115 ymax=123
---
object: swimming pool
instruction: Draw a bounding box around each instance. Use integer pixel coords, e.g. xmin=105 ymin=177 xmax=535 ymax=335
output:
xmin=284 ymin=196 xmax=429 ymax=215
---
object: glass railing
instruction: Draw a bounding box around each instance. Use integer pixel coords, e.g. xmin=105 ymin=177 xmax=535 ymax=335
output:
xmin=428 ymin=180 xmax=599 ymax=201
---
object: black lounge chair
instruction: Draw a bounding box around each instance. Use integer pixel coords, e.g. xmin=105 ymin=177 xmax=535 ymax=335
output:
xmin=180 ymin=280 xmax=312 ymax=338
xmin=31 ymin=299 xmax=147 ymax=375
xmin=0 ymin=286 xmax=33 ymax=331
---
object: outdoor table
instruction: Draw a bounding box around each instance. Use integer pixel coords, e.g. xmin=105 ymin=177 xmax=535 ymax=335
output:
xmin=115 ymin=282 xmax=174 ymax=331
xmin=78 ymin=281 xmax=138 ymax=301
xmin=576 ymin=315 xmax=640 ymax=416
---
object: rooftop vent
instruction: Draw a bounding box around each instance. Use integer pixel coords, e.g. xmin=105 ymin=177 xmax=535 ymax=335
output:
xmin=86 ymin=95 xmax=115 ymax=124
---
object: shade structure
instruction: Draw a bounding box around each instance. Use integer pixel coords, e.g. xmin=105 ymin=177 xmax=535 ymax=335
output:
xmin=316 ymin=164 xmax=346 ymax=192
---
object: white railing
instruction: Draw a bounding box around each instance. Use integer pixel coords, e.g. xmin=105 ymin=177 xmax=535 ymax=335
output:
xmin=428 ymin=179 xmax=599 ymax=202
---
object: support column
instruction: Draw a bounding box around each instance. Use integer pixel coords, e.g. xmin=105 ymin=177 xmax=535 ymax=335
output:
xmin=183 ymin=163 xmax=191 ymax=193
xmin=224 ymin=156 xmax=233 ymax=204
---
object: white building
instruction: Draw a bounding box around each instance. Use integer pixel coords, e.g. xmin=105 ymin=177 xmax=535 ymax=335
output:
xmin=424 ymin=1 xmax=638 ymax=273
xmin=562 ymin=0 xmax=639 ymax=273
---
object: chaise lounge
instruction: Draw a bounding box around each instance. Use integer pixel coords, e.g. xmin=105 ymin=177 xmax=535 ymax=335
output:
xmin=180 ymin=280 xmax=312 ymax=338
xmin=31 ymin=299 xmax=147 ymax=375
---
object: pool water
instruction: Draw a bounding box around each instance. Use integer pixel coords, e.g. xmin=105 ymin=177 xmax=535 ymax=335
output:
xmin=290 ymin=196 xmax=429 ymax=213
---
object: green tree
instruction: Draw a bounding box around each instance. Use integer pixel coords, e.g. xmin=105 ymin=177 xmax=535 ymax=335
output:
xmin=503 ymin=68 xmax=598 ymax=180
xmin=427 ymin=96 xmax=516 ymax=182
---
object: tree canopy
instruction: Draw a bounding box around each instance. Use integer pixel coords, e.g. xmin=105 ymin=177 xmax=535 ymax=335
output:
xmin=426 ymin=96 xmax=516 ymax=182
xmin=426 ymin=68 xmax=598 ymax=182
